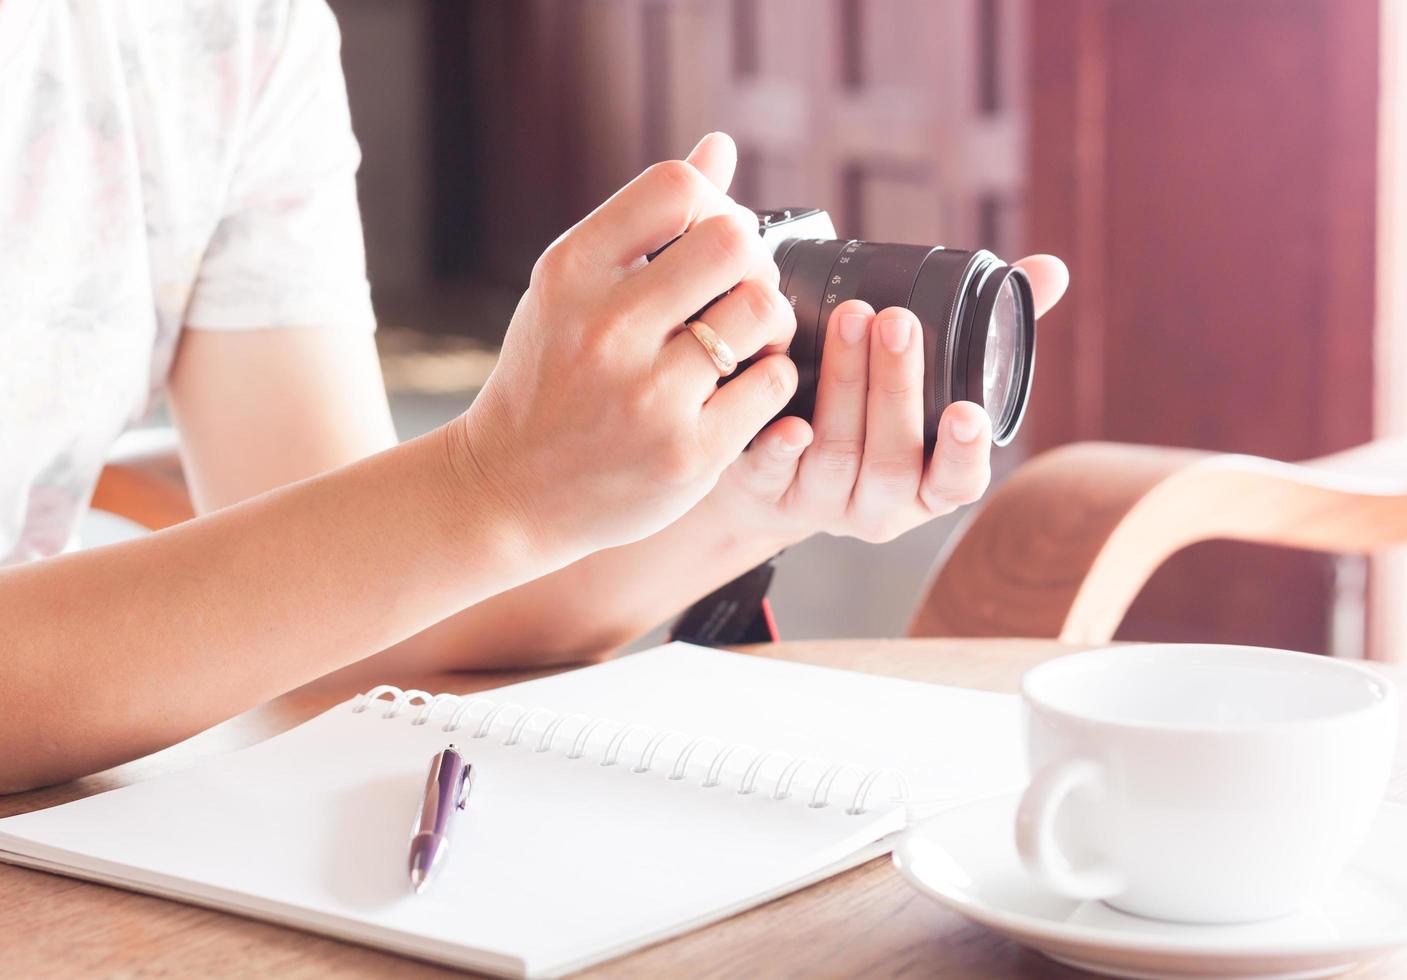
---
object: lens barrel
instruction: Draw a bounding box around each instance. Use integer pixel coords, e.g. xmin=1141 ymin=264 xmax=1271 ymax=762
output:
xmin=773 ymin=238 xmax=1035 ymax=448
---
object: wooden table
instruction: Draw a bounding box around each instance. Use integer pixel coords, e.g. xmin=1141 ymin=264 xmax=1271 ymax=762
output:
xmin=3 ymin=639 xmax=1404 ymax=978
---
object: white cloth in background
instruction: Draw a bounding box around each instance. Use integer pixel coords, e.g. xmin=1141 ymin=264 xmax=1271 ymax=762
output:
xmin=0 ymin=0 xmax=375 ymax=563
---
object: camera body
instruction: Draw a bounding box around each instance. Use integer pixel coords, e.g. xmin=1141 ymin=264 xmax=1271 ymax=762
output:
xmin=754 ymin=207 xmax=840 ymax=253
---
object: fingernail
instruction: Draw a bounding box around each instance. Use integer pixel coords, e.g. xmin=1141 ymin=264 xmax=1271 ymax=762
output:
xmin=950 ymin=417 xmax=981 ymax=443
xmin=879 ymin=317 xmax=911 ymax=353
xmin=838 ymin=313 xmax=869 ymax=345
xmin=777 ymin=438 xmax=806 ymax=455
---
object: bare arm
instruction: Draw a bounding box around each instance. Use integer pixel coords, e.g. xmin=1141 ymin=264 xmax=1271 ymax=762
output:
xmin=166 ymin=325 xmax=790 ymax=676
xmin=0 ymin=426 xmax=536 ymax=792
xmin=166 ymin=324 xmax=790 ymax=668
xmin=4 ymin=153 xmax=797 ymax=791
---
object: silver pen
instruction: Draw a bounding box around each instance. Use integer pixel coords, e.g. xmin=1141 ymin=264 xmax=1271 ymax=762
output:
xmin=408 ymin=745 xmax=473 ymax=894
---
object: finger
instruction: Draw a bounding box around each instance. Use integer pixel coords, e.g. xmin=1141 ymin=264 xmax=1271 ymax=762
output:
xmin=727 ymin=416 xmax=813 ymax=504
xmin=684 ymin=132 xmax=737 ymax=193
xmin=700 ymin=354 xmax=798 ymax=463
xmin=563 ymin=158 xmax=734 ymax=270
xmin=658 ymin=278 xmax=796 ymax=399
xmin=850 ymin=307 xmax=926 ymax=524
xmin=795 ymin=299 xmax=875 ymax=509
xmin=919 ymin=401 xmax=993 ymax=513
xmin=620 ymin=206 xmax=773 ymax=335
xmin=1013 ymin=254 xmax=1069 ymax=319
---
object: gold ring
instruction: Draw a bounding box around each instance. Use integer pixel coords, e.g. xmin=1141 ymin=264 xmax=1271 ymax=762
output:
xmin=686 ymin=319 xmax=737 ymax=376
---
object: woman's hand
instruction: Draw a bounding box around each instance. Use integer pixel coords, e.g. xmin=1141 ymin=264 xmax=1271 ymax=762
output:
xmin=706 ymin=256 xmax=1069 ymax=546
xmin=455 ymin=138 xmax=797 ymax=564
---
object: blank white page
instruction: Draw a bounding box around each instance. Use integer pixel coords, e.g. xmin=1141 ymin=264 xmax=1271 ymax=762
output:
xmin=0 ymin=643 xmax=1023 ymax=977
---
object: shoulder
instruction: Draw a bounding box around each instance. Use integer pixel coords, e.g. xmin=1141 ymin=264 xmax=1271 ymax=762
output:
xmin=118 ymin=0 xmax=339 ymax=42
xmin=115 ymin=0 xmax=344 ymax=99
xmin=105 ymin=0 xmax=351 ymax=187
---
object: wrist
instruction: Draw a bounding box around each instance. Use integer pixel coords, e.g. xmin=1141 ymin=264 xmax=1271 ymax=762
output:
xmin=432 ymin=416 xmax=570 ymax=579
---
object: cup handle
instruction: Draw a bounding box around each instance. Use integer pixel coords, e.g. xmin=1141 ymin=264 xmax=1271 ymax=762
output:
xmin=1015 ymin=758 xmax=1125 ymax=900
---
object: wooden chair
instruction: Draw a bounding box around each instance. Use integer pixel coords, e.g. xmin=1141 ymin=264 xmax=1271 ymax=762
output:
xmin=911 ymin=441 xmax=1407 ymax=654
xmin=91 ymin=429 xmax=194 ymax=531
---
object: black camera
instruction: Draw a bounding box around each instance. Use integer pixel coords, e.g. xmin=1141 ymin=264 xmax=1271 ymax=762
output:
xmin=751 ymin=208 xmax=1035 ymax=449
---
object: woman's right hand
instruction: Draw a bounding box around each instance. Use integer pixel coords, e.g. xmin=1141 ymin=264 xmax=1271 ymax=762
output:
xmin=453 ymin=134 xmax=798 ymax=565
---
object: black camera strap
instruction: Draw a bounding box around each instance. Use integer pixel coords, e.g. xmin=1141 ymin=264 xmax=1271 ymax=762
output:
xmin=668 ymin=556 xmax=780 ymax=647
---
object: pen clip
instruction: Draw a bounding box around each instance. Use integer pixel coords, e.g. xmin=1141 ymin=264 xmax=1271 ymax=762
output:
xmin=457 ymin=763 xmax=474 ymax=810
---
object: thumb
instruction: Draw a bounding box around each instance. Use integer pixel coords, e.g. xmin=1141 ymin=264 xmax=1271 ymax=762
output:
xmin=685 ymin=132 xmax=738 ymax=194
xmin=729 ymin=417 xmax=812 ymax=503
xmin=1012 ymin=254 xmax=1069 ymax=319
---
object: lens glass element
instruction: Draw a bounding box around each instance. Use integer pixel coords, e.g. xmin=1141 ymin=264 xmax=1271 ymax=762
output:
xmin=983 ymin=276 xmax=1022 ymax=424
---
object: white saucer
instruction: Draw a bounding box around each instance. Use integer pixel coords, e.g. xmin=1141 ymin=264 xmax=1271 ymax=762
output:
xmin=892 ymin=794 xmax=1407 ymax=980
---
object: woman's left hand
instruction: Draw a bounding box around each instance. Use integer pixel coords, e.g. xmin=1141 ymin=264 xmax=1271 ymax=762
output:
xmin=706 ymin=254 xmax=1069 ymax=546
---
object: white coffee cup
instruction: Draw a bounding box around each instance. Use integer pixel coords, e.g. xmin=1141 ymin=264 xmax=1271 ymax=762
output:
xmin=1015 ymin=644 xmax=1397 ymax=923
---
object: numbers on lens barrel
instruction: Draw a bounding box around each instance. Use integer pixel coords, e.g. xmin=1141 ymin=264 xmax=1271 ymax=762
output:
xmin=825 ymin=243 xmax=861 ymax=308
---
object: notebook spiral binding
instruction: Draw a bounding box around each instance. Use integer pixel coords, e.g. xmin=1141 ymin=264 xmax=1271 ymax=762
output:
xmin=352 ymin=685 xmax=910 ymax=817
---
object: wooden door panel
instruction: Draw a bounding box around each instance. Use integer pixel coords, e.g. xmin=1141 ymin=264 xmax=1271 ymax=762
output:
xmin=1027 ymin=0 xmax=1379 ymax=653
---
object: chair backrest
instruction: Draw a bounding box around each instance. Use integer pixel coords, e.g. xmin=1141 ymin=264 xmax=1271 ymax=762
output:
xmin=909 ymin=440 xmax=1407 ymax=648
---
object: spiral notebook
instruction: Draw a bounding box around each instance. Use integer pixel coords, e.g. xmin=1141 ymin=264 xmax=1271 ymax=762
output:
xmin=0 ymin=643 xmax=1024 ymax=977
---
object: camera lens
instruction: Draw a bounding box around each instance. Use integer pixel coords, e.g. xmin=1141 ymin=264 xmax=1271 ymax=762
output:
xmin=661 ymin=212 xmax=1038 ymax=448
xmin=774 ymin=239 xmax=1035 ymax=448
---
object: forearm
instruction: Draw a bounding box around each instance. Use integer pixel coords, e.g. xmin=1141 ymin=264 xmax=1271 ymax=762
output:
xmin=370 ymin=493 xmax=798 ymax=674
xmin=0 ymin=426 xmax=544 ymax=792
